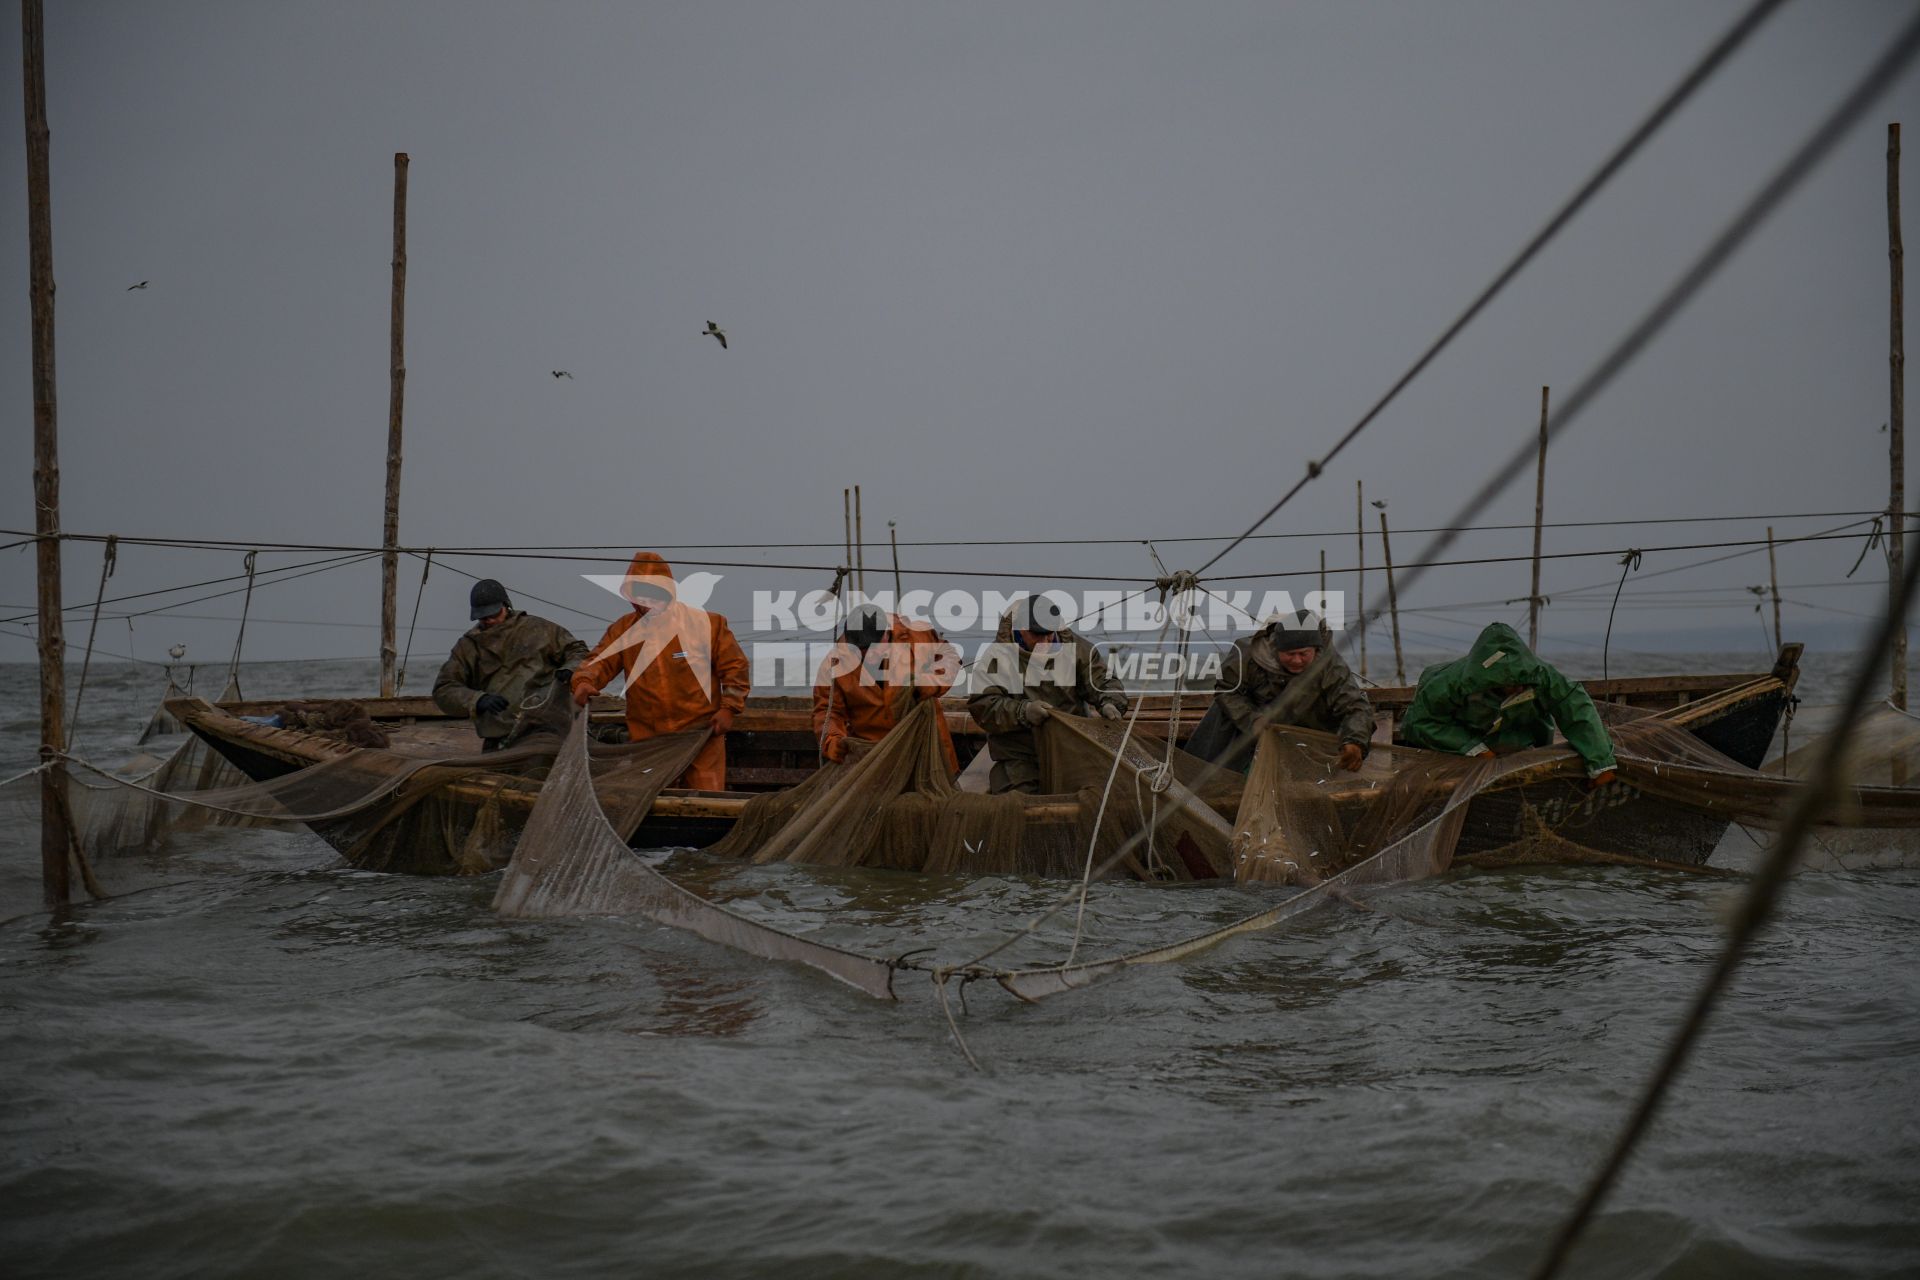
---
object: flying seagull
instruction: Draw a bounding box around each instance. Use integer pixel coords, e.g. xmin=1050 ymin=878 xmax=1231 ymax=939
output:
xmin=551 ymin=370 xmax=573 ymax=379
xmin=127 ymin=280 xmax=149 ymax=290
xmin=703 ymin=321 xmax=728 ymax=350
xmin=1370 ymin=499 xmax=1387 ymax=510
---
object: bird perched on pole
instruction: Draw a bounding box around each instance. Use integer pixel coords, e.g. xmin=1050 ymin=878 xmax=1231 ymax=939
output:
xmin=127 ymin=280 xmax=148 ymax=290
xmin=702 ymin=321 xmax=728 ymax=350
xmin=551 ymin=370 xmax=573 ymax=379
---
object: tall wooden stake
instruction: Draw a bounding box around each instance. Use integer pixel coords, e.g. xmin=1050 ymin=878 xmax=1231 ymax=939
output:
xmin=1355 ymin=480 xmax=1367 ymax=678
xmin=22 ymin=0 xmax=69 ymax=906
xmin=379 ymin=152 xmax=408 ymax=697
xmin=888 ymin=520 xmax=902 ymax=603
xmin=1379 ymin=510 xmax=1405 ymax=684
xmin=1529 ymin=386 xmax=1549 ymax=650
xmin=1319 ymin=548 xmax=1326 ymax=601
xmin=1891 ymin=122 xmax=1907 ymax=712
xmin=1766 ymin=524 xmax=1782 ymax=652
xmin=854 ymin=483 xmax=866 ymax=595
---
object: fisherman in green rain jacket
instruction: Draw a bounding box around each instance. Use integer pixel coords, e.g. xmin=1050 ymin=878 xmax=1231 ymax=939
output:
xmin=1400 ymin=622 xmax=1618 ymax=785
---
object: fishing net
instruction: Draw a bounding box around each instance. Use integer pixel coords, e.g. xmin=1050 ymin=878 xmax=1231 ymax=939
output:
xmin=704 ymin=699 xmax=1241 ymax=880
xmin=492 ymin=707 xmax=901 ymax=998
xmin=0 ymin=688 xmax=717 ymax=882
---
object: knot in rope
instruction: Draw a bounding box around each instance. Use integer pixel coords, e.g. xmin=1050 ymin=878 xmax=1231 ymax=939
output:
xmin=1138 ymin=761 xmax=1174 ymax=795
xmin=1847 ymin=517 xmax=1886 ymax=578
xmin=1618 ymin=548 xmax=1643 ymax=572
xmin=1154 ymin=569 xmax=1201 ymax=603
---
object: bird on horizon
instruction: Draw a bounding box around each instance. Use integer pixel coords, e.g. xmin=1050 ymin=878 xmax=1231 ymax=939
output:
xmin=703 ymin=321 xmax=728 ymax=350
xmin=127 ymin=280 xmax=148 ymax=290
xmin=551 ymin=370 xmax=573 ymax=379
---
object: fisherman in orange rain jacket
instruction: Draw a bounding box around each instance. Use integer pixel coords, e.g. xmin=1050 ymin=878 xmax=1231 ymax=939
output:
xmin=812 ymin=603 xmax=961 ymax=774
xmin=571 ymin=551 xmax=751 ymax=791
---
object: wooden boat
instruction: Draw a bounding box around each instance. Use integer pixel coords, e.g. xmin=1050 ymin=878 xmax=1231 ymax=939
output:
xmin=171 ymin=644 xmax=1803 ymax=876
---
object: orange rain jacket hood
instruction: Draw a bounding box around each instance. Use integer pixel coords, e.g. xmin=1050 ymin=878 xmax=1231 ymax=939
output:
xmin=572 ymin=551 xmax=751 ymax=743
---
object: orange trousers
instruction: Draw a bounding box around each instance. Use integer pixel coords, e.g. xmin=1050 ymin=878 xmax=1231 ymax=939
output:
xmin=676 ymin=734 xmax=727 ymax=791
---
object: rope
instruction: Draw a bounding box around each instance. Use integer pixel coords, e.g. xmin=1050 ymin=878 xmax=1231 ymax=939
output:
xmin=0 ymin=549 xmax=377 ymax=626
xmin=936 ymin=10 xmax=1920 ymax=973
xmin=1352 ymin=9 xmax=1920 ymax=647
xmin=1530 ymin=456 xmax=1920 ymax=1279
xmin=1845 ymin=515 xmax=1885 ymax=577
xmin=1601 ymin=550 xmax=1642 ymax=680
xmin=19 ymin=505 xmax=1918 ymax=556
xmin=0 ymin=761 xmax=53 ymax=788
xmin=1189 ymin=0 xmax=1790 ymax=579
xmin=933 ymin=974 xmax=984 ymax=1073
xmin=223 ymin=550 xmax=258 ymax=696
xmin=66 ymin=534 xmax=117 ymax=749
xmin=397 ymin=549 xmax=434 ymax=692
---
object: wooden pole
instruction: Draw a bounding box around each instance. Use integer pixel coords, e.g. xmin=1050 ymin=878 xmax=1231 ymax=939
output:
xmin=379 ymin=152 xmax=408 ymax=698
xmin=854 ymin=483 xmax=866 ymax=595
xmin=1529 ymin=386 xmax=1549 ymax=650
xmin=1318 ymin=548 xmax=1326 ymax=600
xmin=1890 ymin=122 xmax=1907 ymax=712
xmin=22 ymin=0 xmax=70 ymax=907
xmin=1355 ymin=480 xmax=1367 ymax=678
xmin=1766 ymin=524 xmax=1782 ymax=652
xmin=1379 ymin=510 xmax=1405 ymax=684
xmin=888 ymin=520 xmax=902 ymax=603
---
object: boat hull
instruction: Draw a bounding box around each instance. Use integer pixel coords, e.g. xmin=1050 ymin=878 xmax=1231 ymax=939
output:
xmin=173 ymin=647 xmax=1800 ymax=877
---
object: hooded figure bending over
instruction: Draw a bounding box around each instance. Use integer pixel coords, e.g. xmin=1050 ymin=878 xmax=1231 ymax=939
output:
xmin=1187 ymin=613 xmax=1373 ymax=773
xmin=1400 ymin=622 xmax=1618 ymax=784
xmin=965 ymin=593 xmax=1127 ymax=795
xmin=571 ymin=551 xmax=751 ymax=791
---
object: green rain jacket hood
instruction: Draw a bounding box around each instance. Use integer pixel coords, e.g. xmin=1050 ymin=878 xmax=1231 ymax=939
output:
xmin=1400 ymin=622 xmax=1617 ymax=776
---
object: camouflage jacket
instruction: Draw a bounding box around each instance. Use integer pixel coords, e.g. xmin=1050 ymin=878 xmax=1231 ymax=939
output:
xmin=433 ymin=611 xmax=589 ymax=740
xmin=965 ymin=619 xmax=1127 ymax=736
xmin=1214 ymin=630 xmax=1375 ymax=749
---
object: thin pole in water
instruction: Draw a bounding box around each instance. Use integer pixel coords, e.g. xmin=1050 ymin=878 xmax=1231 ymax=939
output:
xmin=1355 ymin=480 xmax=1367 ymax=678
xmin=1530 ymin=386 xmax=1549 ymax=649
xmin=380 ymin=152 xmax=409 ymax=698
xmin=22 ymin=0 xmax=70 ymax=907
xmin=1890 ymin=122 xmax=1907 ymax=712
xmin=889 ymin=520 xmax=903 ymax=602
xmin=1380 ymin=510 xmax=1405 ymax=684
xmin=854 ymin=484 xmax=866 ymax=595
xmin=1767 ymin=524 xmax=1782 ymax=652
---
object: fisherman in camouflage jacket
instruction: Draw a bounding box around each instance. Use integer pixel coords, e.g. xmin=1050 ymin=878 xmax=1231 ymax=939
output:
xmin=1187 ymin=614 xmax=1374 ymax=773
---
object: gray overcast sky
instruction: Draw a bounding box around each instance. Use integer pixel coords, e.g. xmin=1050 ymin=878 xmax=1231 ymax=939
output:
xmin=3 ymin=1 xmax=1917 ymax=673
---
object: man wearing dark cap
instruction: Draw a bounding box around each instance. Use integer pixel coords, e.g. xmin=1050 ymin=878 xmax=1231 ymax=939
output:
xmin=1187 ymin=613 xmax=1374 ymax=773
xmin=432 ymin=579 xmax=590 ymax=749
xmin=966 ymin=591 xmax=1128 ymax=794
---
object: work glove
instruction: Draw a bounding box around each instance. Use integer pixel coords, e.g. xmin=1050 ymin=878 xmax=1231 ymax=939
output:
xmin=823 ymin=736 xmax=848 ymax=763
xmin=711 ymin=707 xmax=736 ymax=734
xmin=1586 ymin=769 xmax=1618 ymax=792
xmin=1022 ymin=700 xmax=1052 ymax=727
xmin=1098 ymin=702 xmax=1125 ymax=721
xmin=475 ymin=693 xmax=510 ymax=717
xmin=1336 ymin=742 xmax=1365 ymax=772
